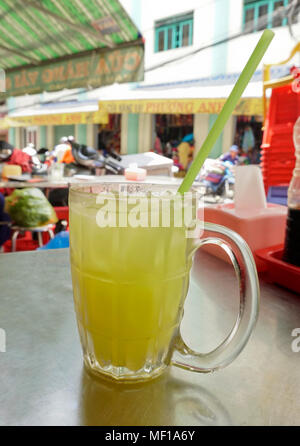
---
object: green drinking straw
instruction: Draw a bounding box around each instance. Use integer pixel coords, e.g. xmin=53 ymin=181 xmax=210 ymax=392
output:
xmin=178 ymin=29 xmax=274 ymax=194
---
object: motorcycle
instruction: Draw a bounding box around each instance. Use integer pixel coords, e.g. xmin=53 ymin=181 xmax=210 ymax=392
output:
xmin=22 ymin=143 xmax=48 ymax=175
xmin=0 ymin=141 xmax=50 ymax=177
xmin=0 ymin=141 xmax=32 ymax=176
xmin=70 ymin=141 xmax=124 ymax=175
xmin=197 ymin=159 xmax=235 ymax=200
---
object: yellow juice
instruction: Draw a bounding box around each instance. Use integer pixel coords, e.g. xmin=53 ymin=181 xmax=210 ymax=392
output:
xmin=69 ymin=190 xmax=194 ymax=378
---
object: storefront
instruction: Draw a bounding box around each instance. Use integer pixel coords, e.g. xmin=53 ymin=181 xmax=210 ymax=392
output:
xmin=98 ymin=92 xmax=264 ymax=158
xmin=98 ymin=114 xmax=121 ymax=153
xmin=5 ymin=105 xmax=109 ymax=150
xmin=155 ymin=113 xmax=194 ymax=150
xmin=5 ymin=94 xmax=264 ymax=159
xmin=234 ymin=115 xmax=264 ymax=162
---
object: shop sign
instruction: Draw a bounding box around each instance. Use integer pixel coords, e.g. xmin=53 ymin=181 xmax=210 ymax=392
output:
xmin=5 ymin=110 xmax=108 ymax=127
xmin=2 ymin=45 xmax=144 ymax=98
xmin=98 ymin=98 xmax=263 ymax=116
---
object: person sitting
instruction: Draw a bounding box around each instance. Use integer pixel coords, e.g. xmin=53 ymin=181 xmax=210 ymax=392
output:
xmin=186 ymin=153 xmax=194 ymax=171
xmin=172 ymin=153 xmax=183 ymax=168
xmin=242 ymin=125 xmax=255 ymax=156
xmin=220 ymin=145 xmax=239 ymax=165
xmin=153 ymin=133 xmax=163 ymax=154
xmin=177 ymin=134 xmax=194 ymax=170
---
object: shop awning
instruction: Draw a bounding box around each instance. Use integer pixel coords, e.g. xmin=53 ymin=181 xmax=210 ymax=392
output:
xmin=97 ymin=81 xmax=265 ymax=116
xmin=2 ymin=102 xmax=108 ymax=128
xmin=0 ymin=0 xmax=144 ymax=97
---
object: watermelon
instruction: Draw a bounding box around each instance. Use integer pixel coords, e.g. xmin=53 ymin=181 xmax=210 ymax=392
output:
xmin=5 ymin=188 xmax=58 ymax=228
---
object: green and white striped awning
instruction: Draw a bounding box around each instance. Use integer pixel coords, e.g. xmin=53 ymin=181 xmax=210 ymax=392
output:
xmin=0 ymin=0 xmax=144 ymax=96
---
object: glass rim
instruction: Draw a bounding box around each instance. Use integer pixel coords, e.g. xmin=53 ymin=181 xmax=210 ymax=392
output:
xmin=69 ymin=181 xmax=202 ymax=201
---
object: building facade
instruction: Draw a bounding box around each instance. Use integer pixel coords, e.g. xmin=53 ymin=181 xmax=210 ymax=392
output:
xmin=118 ymin=0 xmax=299 ymax=157
xmin=8 ymin=0 xmax=299 ymax=157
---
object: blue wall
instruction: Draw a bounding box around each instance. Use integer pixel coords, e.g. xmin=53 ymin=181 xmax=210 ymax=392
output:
xmin=208 ymin=114 xmax=223 ymax=158
xmin=39 ymin=126 xmax=47 ymax=148
xmin=127 ymin=114 xmax=139 ymax=154
xmin=212 ymin=0 xmax=230 ymax=76
xmin=77 ymin=124 xmax=87 ymax=145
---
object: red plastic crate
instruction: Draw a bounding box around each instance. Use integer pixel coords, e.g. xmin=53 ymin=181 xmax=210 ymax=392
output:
xmin=54 ymin=206 xmax=69 ymax=223
xmin=261 ymin=153 xmax=295 ymax=159
xmin=256 ymin=245 xmax=300 ymax=294
xmin=3 ymin=223 xmax=56 ymax=252
xmin=261 ymin=165 xmax=294 ymax=172
xmin=261 ymin=84 xmax=300 ymax=193
xmin=3 ymin=238 xmax=39 ymax=252
xmin=262 ymin=172 xmax=293 ymax=178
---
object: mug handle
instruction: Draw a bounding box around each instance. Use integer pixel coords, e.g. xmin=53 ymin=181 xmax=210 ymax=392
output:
xmin=171 ymin=222 xmax=260 ymax=373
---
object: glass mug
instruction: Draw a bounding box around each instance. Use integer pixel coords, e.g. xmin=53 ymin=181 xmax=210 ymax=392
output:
xmin=69 ymin=181 xmax=259 ymax=382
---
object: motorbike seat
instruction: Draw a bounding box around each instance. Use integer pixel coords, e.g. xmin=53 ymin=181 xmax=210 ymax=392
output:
xmin=72 ymin=143 xmax=98 ymax=162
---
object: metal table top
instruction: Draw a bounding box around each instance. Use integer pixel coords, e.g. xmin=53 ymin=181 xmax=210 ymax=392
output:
xmin=0 ymin=177 xmax=93 ymax=189
xmin=0 ymin=248 xmax=299 ymax=426
xmin=0 ymin=175 xmax=183 ymax=190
